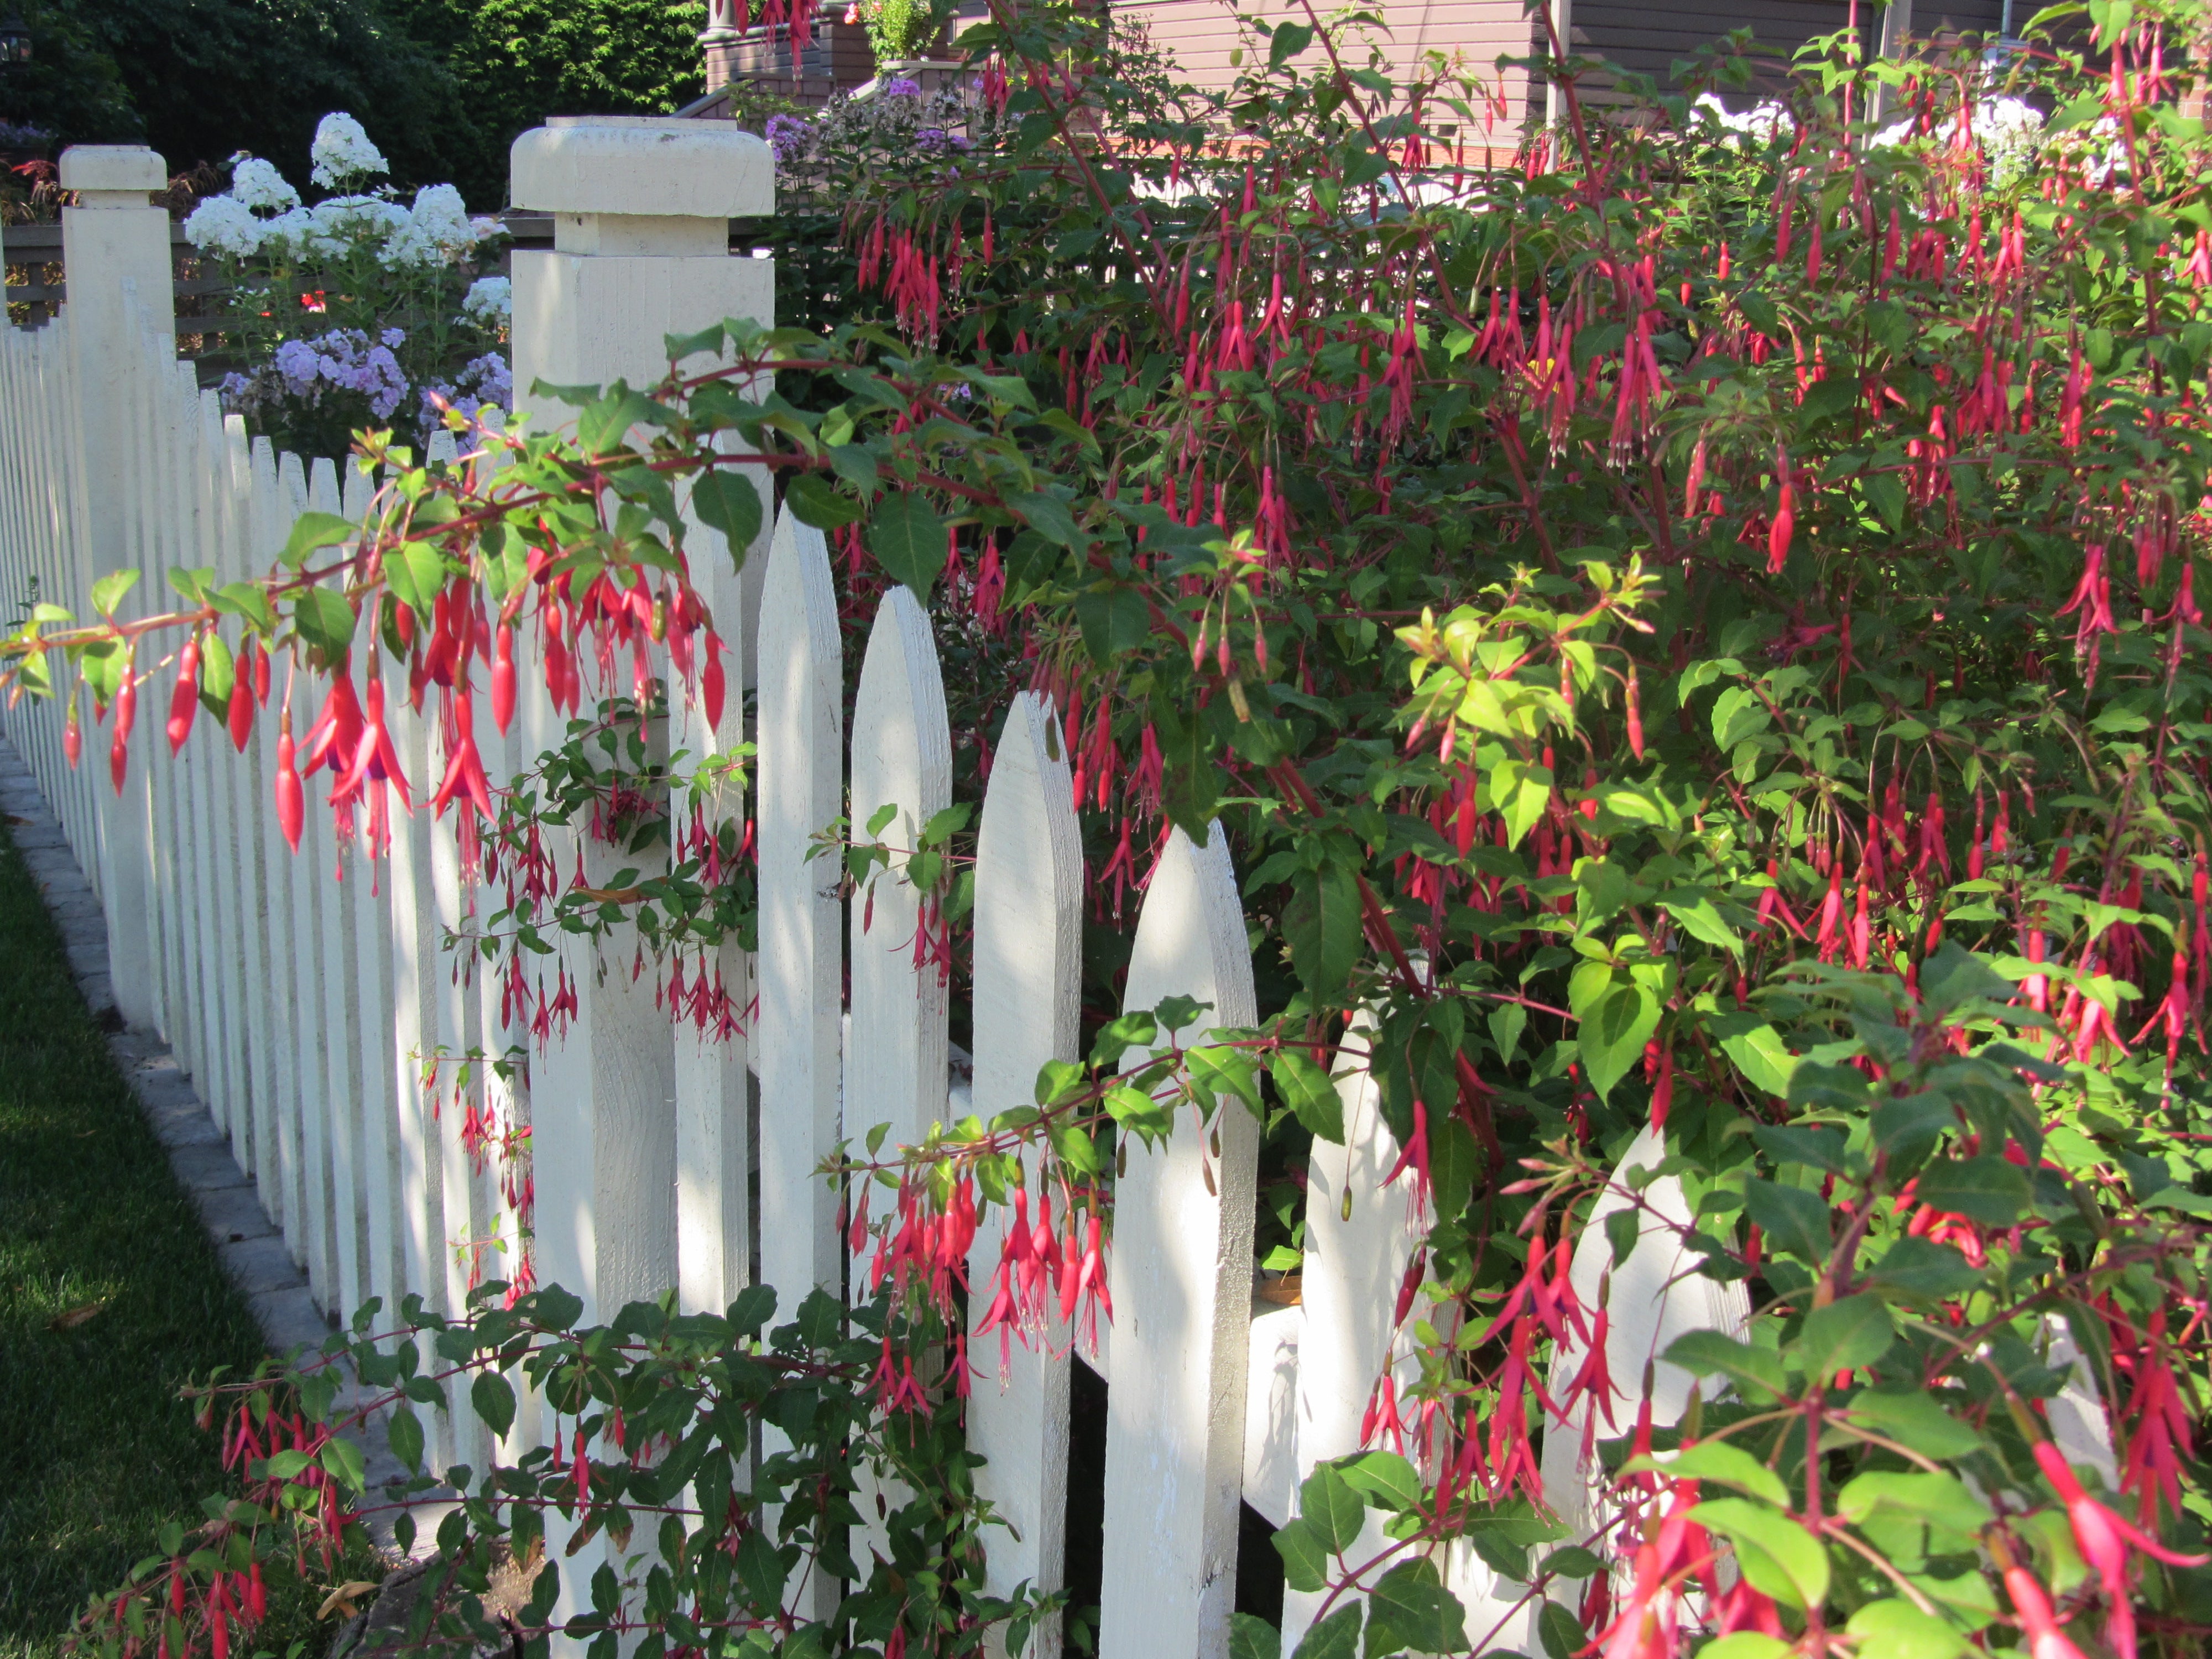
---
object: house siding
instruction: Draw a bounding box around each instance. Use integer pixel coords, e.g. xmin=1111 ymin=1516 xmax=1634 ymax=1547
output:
xmin=1114 ymin=0 xmax=1538 ymax=138
xmin=1569 ymin=0 xmax=2007 ymax=97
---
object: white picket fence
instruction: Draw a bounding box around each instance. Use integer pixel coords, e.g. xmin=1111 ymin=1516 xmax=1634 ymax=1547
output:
xmin=0 ymin=133 xmax=2116 ymax=1659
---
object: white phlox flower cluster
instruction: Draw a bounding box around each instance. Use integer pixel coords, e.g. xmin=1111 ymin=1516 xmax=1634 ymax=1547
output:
xmin=1691 ymin=92 xmax=1795 ymax=142
xmin=309 ymin=112 xmax=388 ymax=191
xmin=227 ymin=154 xmax=300 ymax=213
xmin=1867 ymin=95 xmax=2052 ymax=181
xmin=460 ymin=275 xmax=512 ymax=326
xmin=184 ymin=192 xmax=265 ymax=259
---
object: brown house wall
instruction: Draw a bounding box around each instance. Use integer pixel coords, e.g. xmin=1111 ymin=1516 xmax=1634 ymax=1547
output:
xmin=1568 ymin=0 xmax=2007 ymax=97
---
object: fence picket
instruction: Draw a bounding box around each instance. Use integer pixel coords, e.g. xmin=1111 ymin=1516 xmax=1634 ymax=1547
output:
xmin=846 ymin=582 xmax=952 ymax=1157
xmin=755 ymin=507 xmax=844 ymax=1308
xmin=672 ymin=461 xmax=766 ymax=1318
xmin=1098 ymin=822 xmax=1258 ymax=1659
xmin=965 ymin=689 xmax=1084 ymax=1658
xmin=1279 ymin=1015 xmax=1432 ymax=1647
xmin=1533 ymin=1127 xmax=1751 ymax=1596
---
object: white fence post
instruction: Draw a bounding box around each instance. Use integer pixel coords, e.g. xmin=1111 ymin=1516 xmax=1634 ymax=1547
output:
xmin=508 ymin=114 xmax=773 ymax=1329
xmin=58 ymin=144 xmax=173 ymax=1030
xmin=1099 ymin=822 xmax=1259 ymax=1659
xmin=966 ymin=690 xmax=1084 ymax=1659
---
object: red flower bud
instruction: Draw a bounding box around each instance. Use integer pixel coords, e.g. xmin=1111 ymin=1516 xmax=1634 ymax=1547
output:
xmin=491 ymin=623 xmax=517 ymax=736
xmin=228 ymin=640 xmax=255 ymax=751
xmin=275 ymin=709 xmax=304 ymax=853
xmin=109 ymin=664 xmax=136 ymax=794
xmin=168 ymin=636 xmax=200 ymax=755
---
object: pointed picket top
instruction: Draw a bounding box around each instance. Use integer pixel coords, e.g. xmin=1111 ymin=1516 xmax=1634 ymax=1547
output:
xmin=1536 ymin=1125 xmax=1752 ymax=1565
xmin=966 ymin=690 xmax=1083 ymax=1655
xmin=847 ymin=583 xmax=953 ymax=1159
xmin=2042 ymin=1316 xmax=2119 ymax=1489
xmin=1098 ymin=821 xmax=1258 ymax=1659
xmin=1280 ymin=1013 xmax=1433 ymax=1647
xmin=755 ymin=505 xmax=846 ymax=1305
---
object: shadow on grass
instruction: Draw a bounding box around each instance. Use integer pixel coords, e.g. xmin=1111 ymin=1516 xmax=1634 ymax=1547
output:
xmin=0 ymin=814 xmax=374 ymax=1659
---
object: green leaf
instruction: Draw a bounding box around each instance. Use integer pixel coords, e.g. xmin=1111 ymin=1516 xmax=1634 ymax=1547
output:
xmin=1750 ymin=1123 xmax=1847 ymax=1175
xmin=1699 ymin=1638 xmax=1792 ymax=1659
xmin=578 ymin=388 xmax=659 ymax=455
xmin=1846 ymin=1601 xmax=1970 ymax=1659
xmin=1710 ymin=1014 xmax=1798 ymax=1096
xmin=1796 ymin=1295 xmax=1896 ymax=1379
xmin=1662 ymin=1330 xmax=1788 ymax=1402
xmin=318 ymin=1434 xmax=367 ymax=1494
xmin=292 ymin=587 xmax=358 ymax=663
xmin=1274 ymin=1517 xmax=1332 ymax=1593
xmin=1913 ymin=1156 xmax=2030 ymax=1226
xmin=1337 ymin=1451 xmax=1422 ymax=1511
xmin=471 ymin=1372 xmax=516 ymax=1441
xmin=1743 ymin=1178 xmax=1832 ymax=1264
xmin=1272 ymin=1047 xmax=1345 ymax=1144
xmin=1861 ymin=472 xmax=1906 ymax=532
xmin=869 ymin=492 xmax=949 ymax=599
xmin=1692 ymin=1499 xmax=1830 ymax=1609
xmin=1232 ymin=1613 xmax=1282 ymax=1659
xmin=785 ymin=473 xmax=862 ymax=529
xmin=1535 ymin=1601 xmax=1581 ymax=1659
xmin=281 ymin=512 xmax=356 ymax=569
xmin=1836 ymin=1470 xmax=1990 ymax=1539
xmin=387 ymin=1405 xmax=425 ymax=1474
xmin=692 ymin=469 xmax=763 ymax=557
xmin=1269 ymin=18 xmax=1314 ymax=64
xmin=1660 ymin=893 xmax=1743 ymax=955
xmin=1841 ymin=1387 xmax=1986 ymax=1459
xmin=1622 ymin=1440 xmax=1787 ymax=1506
xmin=1363 ymin=1558 xmax=1466 ymax=1659
xmin=1006 ymin=487 xmax=1084 ymax=550
xmin=1073 ymin=586 xmax=1153 ymax=666
xmin=1860 ymin=1239 xmax=1980 ymax=1302
xmin=1283 ymin=863 xmax=1363 ymax=1003
xmin=1294 ymin=1604 xmax=1361 ymax=1659
xmin=1300 ymin=1463 xmax=1365 ymax=1553
xmin=1578 ymin=983 xmax=1659 ymax=1102
xmin=195 ymin=633 xmax=236 ymax=719
xmin=1491 ymin=759 xmax=1552 ymax=849
xmin=90 ymin=569 xmax=140 ymax=617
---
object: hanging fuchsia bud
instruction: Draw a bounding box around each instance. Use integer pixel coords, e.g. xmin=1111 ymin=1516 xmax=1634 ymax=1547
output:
xmin=1768 ymin=450 xmax=1796 ymax=574
xmin=492 ymin=622 xmax=516 ymax=735
xmin=63 ymin=702 xmax=81 ymax=769
xmin=1626 ymin=665 xmax=1645 ymax=760
xmin=109 ymin=660 xmax=135 ymax=794
xmin=228 ymin=639 xmax=256 ymax=751
xmin=276 ymin=708 xmax=304 ymax=852
xmin=167 ymin=635 xmax=200 ymax=756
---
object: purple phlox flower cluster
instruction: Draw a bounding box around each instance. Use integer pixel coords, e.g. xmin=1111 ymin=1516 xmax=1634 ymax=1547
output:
xmin=764 ymin=114 xmax=811 ymax=163
xmin=914 ymin=127 xmax=969 ymax=153
xmin=880 ymin=75 xmax=922 ymax=97
xmin=260 ymin=327 xmax=409 ymax=420
xmin=418 ymin=351 xmax=514 ymax=432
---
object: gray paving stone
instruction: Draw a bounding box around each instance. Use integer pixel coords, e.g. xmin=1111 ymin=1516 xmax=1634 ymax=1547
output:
xmin=169 ymin=1140 xmax=253 ymax=1191
xmin=218 ymin=1235 xmax=307 ymax=1297
xmin=193 ymin=1182 xmax=278 ymax=1243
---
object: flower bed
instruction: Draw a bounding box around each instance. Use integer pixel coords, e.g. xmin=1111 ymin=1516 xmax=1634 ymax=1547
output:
xmin=185 ymin=114 xmax=510 ymax=457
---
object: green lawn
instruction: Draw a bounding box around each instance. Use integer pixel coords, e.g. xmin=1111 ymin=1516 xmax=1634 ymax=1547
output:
xmin=0 ymin=815 xmax=332 ymax=1659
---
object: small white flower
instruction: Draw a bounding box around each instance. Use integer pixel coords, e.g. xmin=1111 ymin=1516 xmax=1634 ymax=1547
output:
xmin=184 ymin=194 xmax=264 ymax=259
xmin=461 ymin=275 xmax=512 ymax=325
xmin=309 ymin=112 xmax=388 ymax=190
xmin=228 ymin=155 xmax=300 ymax=214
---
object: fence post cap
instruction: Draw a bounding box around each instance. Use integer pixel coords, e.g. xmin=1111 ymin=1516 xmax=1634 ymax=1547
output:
xmin=510 ymin=117 xmax=772 ymax=221
xmin=58 ymin=145 xmax=168 ymax=195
